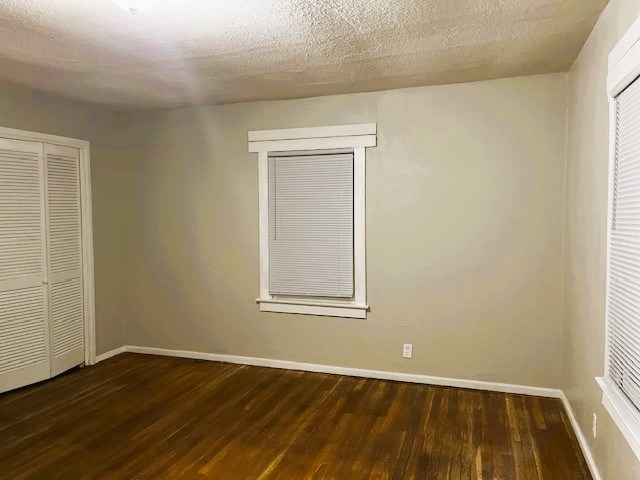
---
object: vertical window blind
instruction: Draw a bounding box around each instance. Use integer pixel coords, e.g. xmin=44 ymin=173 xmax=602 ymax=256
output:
xmin=268 ymin=152 xmax=354 ymax=298
xmin=608 ymin=76 xmax=640 ymax=412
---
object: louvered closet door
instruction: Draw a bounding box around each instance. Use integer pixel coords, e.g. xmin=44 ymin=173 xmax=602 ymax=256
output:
xmin=0 ymin=138 xmax=50 ymax=394
xmin=44 ymin=143 xmax=84 ymax=377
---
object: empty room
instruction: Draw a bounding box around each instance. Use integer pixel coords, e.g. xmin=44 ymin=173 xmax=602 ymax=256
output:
xmin=2 ymin=0 xmax=640 ymax=478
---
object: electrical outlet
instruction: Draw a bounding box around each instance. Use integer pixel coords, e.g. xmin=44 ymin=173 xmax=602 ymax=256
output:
xmin=403 ymin=343 xmax=413 ymax=359
xmin=592 ymin=413 xmax=597 ymax=438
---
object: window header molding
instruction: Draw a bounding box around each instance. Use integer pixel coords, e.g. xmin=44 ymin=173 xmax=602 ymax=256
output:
xmin=248 ymin=123 xmax=376 ymax=153
xmin=248 ymin=123 xmax=376 ymax=319
xmin=608 ymin=15 xmax=640 ymax=96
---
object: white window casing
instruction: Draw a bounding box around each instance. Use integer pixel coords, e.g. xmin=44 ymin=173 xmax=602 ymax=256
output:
xmin=600 ymin=14 xmax=640 ymax=463
xmin=249 ymin=124 xmax=376 ymax=319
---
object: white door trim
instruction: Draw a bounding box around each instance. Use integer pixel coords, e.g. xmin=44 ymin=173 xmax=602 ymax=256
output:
xmin=0 ymin=126 xmax=96 ymax=366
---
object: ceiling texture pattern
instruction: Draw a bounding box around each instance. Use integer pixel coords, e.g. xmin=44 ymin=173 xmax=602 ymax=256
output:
xmin=0 ymin=0 xmax=608 ymax=110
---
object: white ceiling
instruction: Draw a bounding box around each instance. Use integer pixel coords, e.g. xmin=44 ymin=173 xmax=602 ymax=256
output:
xmin=0 ymin=0 xmax=607 ymax=110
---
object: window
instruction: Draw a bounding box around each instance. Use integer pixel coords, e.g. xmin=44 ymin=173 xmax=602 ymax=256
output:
xmin=598 ymin=18 xmax=640 ymax=462
xmin=268 ymin=152 xmax=354 ymax=298
xmin=248 ymin=124 xmax=376 ymax=319
xmin=606 ymin=78 xmax=640 ymax=411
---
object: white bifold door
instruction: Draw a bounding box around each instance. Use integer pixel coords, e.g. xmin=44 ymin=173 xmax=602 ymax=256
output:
xmin=45 ymin=144 xmax=84 ymax=377
xmin=0 ymin=138 xmax=84 ymax=393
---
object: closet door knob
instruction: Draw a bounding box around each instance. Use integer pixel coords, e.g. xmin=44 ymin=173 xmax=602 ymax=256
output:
xmin=42 ymin=278 xmax=48 ymax=284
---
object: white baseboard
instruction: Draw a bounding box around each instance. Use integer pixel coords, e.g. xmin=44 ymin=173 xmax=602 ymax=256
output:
xmin=560 ymin=392 xmax=601 ymax=480
xmin=95 ymin=346 xmax=125 ymax=363
xmin=122 ymin=345 xmax=563 ymax=398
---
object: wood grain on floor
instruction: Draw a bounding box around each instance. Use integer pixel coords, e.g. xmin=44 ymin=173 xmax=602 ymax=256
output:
xmin=0 ymin=353 xmax=591 ymax=479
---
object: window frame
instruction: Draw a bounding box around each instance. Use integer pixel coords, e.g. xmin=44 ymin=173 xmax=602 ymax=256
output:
xmin=598 ymin=14 xmax=640 ymax=462
xmin=248 ymin=124 xmax=376 ymax=319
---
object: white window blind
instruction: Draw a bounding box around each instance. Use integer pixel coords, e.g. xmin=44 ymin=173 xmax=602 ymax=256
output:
xmin=268 ymin=152 xmax=354 ymax=298
xmin=608 ymin=76 xmax=640 ymax=412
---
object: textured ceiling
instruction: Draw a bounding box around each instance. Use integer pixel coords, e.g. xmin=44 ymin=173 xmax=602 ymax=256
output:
xmin=0 ymin=0 xmax=607 ymax=110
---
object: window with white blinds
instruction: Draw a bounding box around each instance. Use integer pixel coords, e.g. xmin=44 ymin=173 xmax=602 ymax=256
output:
xmin=268 ymin=152 xmax=354 ymax=298
xmin=607 ymin=76 xmax=640 ymax=414
xmin=250 ymin=123 xmax=374 ymax=319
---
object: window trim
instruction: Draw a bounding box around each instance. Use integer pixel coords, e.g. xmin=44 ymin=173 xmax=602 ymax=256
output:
xmin=248 ymin=123 xmax=376 ymax=319
xmin=598 ymin=14 xmax=640 ymax=463
xmin=596 ymin=377 xmax=640 ymax=461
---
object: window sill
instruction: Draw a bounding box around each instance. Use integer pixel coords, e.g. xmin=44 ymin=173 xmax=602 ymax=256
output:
xmin=596 ymin=376 xmax=640 ymax=461
xmin=256 ymin=298 xmax=368 ymax=319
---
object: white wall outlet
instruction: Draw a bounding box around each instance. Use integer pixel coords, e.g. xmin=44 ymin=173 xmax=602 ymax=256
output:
xmin=592 ymin=413 xmax=597 ymax=438
xmin=403 ymin=343 xmax=413 ymax=359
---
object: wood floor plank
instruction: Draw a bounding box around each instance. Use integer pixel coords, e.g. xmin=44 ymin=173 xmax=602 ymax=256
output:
xmin=0 ymin=353 xmax=592 ymax=479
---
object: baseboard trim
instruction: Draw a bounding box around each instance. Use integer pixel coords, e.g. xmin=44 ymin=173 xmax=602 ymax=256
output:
xmin=95 ymin=346 xmax=125 ymax=363
xmin=560 ymin=392 xmax=601 ymax=480
xmin=122 ymin=345 xmax=562 ymax=398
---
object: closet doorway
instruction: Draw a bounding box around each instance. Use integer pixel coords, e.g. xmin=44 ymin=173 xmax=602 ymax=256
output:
xmin=0 ymin=127 xmax=95 ymax=394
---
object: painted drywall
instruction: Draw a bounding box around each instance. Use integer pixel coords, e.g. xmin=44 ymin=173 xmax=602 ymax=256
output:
xmin=564 ymin=0 xmax=640 ymax=478
xmin=120 ymin=73 xmax=568 ymax=388
xmin=0 ymin=78 xmax=129 ymax=355
xmin=0 ymin=0 xmax=604 ymax=109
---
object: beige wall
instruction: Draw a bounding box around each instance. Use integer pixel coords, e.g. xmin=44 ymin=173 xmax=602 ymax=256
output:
xmin=0 ymin=79 xmax=129 ymax=354
xmin=564 ymin=0 xmax=640 ymax=477
xmin=120 ymin=73 xmax=568 ymax=388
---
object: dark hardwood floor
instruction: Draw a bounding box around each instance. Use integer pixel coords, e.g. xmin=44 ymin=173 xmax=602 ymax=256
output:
xmin=0 ymin=353 xmax=591 ymax=479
